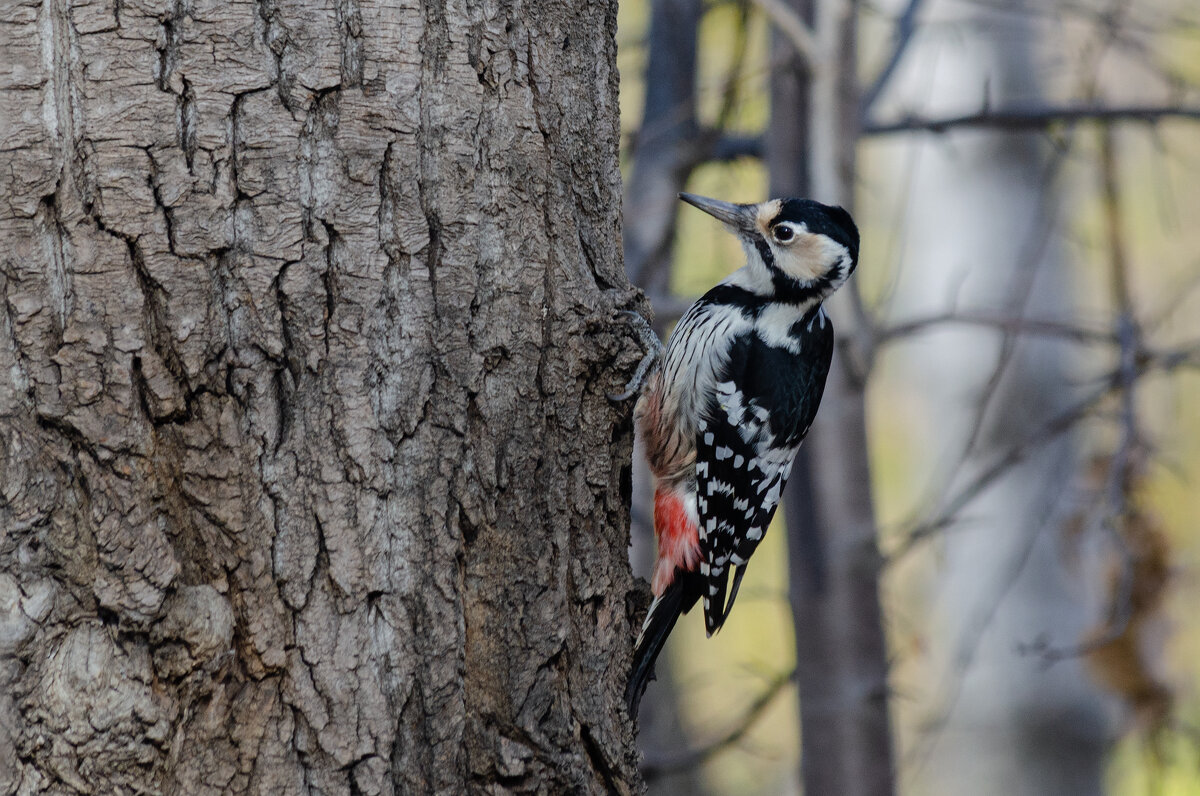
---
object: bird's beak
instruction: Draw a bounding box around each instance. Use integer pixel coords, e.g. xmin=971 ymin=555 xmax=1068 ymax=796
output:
xmin=679 ymin=193 xmax=757 ymax=234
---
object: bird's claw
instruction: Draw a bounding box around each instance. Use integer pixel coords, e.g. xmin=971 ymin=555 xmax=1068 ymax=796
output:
xmin=609 ymin=309 xmax=663 ymax=401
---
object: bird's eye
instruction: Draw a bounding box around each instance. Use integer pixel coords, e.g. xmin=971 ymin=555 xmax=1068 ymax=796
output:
xmin=773 ymin=225 xmax=794 ymax=244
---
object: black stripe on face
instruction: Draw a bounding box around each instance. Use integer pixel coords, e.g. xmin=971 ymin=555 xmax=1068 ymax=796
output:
xmin=753 ymin=236 xmax=775 ymax=270
xmin=773 ymin=199 xmax=860 ymax=265
xmin=770 ymin=271 xmax=826 ymax=304
xmin=754 ymin=228 xmax=840 ymax=305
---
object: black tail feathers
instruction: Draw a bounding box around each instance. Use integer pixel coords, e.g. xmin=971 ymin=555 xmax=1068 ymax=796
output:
xmin=625 ymin=570 xmax=703 ymax=717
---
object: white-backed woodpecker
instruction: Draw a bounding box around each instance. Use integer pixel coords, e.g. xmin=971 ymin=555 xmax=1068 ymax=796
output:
xmin=625 ymin=192 xmax=859 ymax=715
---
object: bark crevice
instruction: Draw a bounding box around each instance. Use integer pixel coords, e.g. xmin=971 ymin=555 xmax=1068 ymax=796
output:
xmin=3 ymin=0 xmax=638 ymax=792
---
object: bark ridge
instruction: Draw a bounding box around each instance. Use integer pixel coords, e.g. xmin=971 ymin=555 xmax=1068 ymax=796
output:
xmin=1 ymin=0 xmax=643 ymax=792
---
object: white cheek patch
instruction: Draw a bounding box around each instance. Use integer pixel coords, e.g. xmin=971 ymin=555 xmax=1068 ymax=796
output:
xmin=775 ymin=229 xmax=850 ymax=285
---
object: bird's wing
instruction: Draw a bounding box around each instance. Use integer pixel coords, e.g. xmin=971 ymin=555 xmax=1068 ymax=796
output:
xmin=656 ymin=299 xmax=755 ymax=441
xmin=693 ymin=336 xmax=796 ymax=636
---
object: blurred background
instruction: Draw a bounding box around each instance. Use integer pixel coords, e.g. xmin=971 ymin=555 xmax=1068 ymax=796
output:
xmin=616 ymin=0 xmax=1200 ymax=793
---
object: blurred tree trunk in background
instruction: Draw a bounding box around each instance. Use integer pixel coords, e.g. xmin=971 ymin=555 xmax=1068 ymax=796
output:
xmin=0 ymin=0 xmax=644 ymax=793
xmin=623 ymin=0 xmax=704 ymax=314
xmin=889 ymin=1 xmax=1113 ymax=792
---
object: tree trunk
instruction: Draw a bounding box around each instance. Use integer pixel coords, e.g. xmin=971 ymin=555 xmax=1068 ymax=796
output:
xmin=0 ymin=0 xmax=643 ymax=793
xmin=883 ymin=0 xmax=1112 ymax=792
xmin=775 ymin=0 xmax=898 ymax=792
xmin=622 ymin=0 xmax=703 ymax=308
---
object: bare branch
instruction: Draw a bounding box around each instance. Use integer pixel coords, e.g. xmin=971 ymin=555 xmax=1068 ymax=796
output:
xmin=640 ymin=669 xmax=795 ymax=780
xmin=684 ymin=106 xmax=1200 ymax=168
xmin=622 ymin=0 xmax=703 ymax=297
xmin=747 ymin=0 xmax=820 ymax=69
xmin=878 ymin=311 xmax=1116 ymax=346
xmin=864 ymin=104 xmax=1200 ymax=136
xmin=912 ymin=144 xmax=1072 ymax=520
xmin=708 ymin=133 xmax=764 ymax=161
xmin=889 ymin=342 xmax=1200 ymax=561
xmin=905 ymin=467 xmax=1070 ymax=779
xmin=1020 ymin=125 xmax=1145 ymax=668
xmin=712 ymin=5 xmax=753 ymax=134
xmin=1146 ymin=264 xmax=1200 ymax=333
xmin=860 ymin=0 xmax=926 ymax=118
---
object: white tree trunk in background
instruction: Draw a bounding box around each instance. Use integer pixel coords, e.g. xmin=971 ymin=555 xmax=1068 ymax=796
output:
xmin=886 ymin=1 xmax=1114 ymax=792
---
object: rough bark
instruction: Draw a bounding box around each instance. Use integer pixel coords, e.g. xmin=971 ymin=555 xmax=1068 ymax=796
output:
xmin=0 ymin=0 xmax=643 ymax=793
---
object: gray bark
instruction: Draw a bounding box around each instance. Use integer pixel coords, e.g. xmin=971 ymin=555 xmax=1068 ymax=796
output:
xmin=0 ymin=0 xmax=643 ymax=793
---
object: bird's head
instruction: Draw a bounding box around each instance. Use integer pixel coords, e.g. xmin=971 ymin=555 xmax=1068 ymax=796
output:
xmin=679 ymin=193 xmax=859 ymax=300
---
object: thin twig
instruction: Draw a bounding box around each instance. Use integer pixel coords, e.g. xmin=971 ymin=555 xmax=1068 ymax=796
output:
xmin=864 ymin=104 xmax=1200 ymax=136
xmin=712 ymin=4 xmax=752 ymax=135
xmin=913 ymin=143 xmax=1070 ymax=520
xmin=640 ymin=669 xmax=796 ymax=780
xmin=860 ymin=0 xmax=926 ymax=118
xmin=906 ymin=452 xmax=1073 ymax=777
xmin=747 ymin=0 xmax=821 ymax=69
xmin=707 ymin=133 xmax=764 ymax=162
xmin=878 ymin=311 xmax=1115 ymax=346
xmin=889 ymin=342 xmax=1200 ymax=560
xmin=689 ymin=105 xmax=1200 ymax=159
xmin=1022 ymin=122 xmax=1145 ymax=666
xmin=1146 ymin=264 xmax=1200 ymax=334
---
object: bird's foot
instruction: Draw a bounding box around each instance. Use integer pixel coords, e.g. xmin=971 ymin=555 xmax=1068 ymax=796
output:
xmin=609 ymin=310 xmax=662 ymax=401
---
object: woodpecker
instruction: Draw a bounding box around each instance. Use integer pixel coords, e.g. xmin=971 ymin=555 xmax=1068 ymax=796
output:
xmin=624 ymin=193 xmax=859 ymax=715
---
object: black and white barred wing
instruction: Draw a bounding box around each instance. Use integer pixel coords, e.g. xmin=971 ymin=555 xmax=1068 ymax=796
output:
xmin=694 ymin=359 xmax=797 ymax=636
